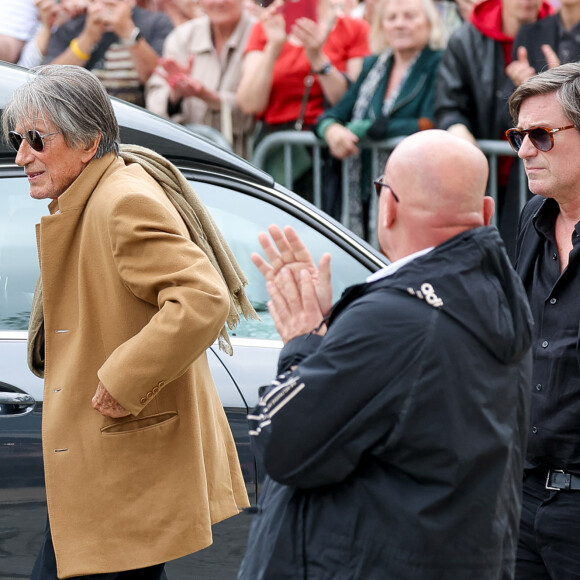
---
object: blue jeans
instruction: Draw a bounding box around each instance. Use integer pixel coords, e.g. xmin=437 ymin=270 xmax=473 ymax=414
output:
xmin=31 ymin=519 xmax=168 ymax=580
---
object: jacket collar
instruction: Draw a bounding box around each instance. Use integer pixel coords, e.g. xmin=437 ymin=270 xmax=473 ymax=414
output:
xmin=191 ymin=12 xmax=254 ymax=55
xmin=48 ymin=153 xmax=120 ymax=215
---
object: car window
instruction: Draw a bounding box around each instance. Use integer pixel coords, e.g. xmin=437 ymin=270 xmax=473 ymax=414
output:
xmin=0 ymin=177 xmax=48 ymax=331
xmin=193 ymin=181 xmax=372 ymax=340
xmin=0 ymin=176 xmax=372 ymax=339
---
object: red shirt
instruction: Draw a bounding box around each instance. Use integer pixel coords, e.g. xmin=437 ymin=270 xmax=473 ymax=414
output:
xmin=246 ymin=16 xmax=370 ymax=126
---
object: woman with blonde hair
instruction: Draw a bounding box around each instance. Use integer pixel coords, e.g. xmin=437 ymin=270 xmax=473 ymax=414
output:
xmin=316 ymin=0 xmax=447 ymax=235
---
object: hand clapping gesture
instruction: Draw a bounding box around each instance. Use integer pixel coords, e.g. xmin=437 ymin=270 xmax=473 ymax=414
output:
xmin=252 ymin=225 xmax=333 ymax=343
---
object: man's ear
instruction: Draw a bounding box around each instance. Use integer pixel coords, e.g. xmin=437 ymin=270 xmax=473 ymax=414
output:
xmin=483 ymin=196 xmax=495 ymax=226
xmin=384 ymin=188 xmax=398 ymax=228
xmin=81 ymin=134 xmax=102 ymax=163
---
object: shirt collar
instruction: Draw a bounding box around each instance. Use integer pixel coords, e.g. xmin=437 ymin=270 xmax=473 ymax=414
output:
xmin=195 ymin=12 xmax=253 ymax=54
xmin=533 ymin=196 xmax=580 ymax=247
xmin=366 ymin=247 xmax=434 ymax=283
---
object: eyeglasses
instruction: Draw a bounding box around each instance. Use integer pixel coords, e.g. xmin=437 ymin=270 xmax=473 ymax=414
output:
xmin=505 ymin=125 xmax=576 ymax=153
xmin=373 ymin=177 xmax=399 ymax=202
xmin=8 ymin=129 xmax=61 ymax=153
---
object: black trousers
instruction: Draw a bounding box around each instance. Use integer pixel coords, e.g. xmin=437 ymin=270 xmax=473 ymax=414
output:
xmin=31 ymin=519 xmax=167 ymax=580
xmin=515 ymin=469 xmax=580 ymax=579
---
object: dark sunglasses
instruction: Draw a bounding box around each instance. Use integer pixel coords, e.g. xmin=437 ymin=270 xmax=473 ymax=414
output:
xmin=8 ymin=129 xmax=61 ymax=153
xmin=505 ymin=125 xmax=576 ymax=153
xmin=373 ymin=177 xmax=399 ymax=202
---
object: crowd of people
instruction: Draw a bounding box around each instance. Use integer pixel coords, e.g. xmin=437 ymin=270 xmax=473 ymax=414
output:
xmin=1 ymin=0 xmax=576 ymax=249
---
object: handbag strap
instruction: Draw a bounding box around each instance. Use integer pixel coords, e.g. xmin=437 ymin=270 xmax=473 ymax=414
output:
xmin=294 ymin=15 xmax=337 ymax=131
xmin=295 ymin=74 xmax=315 ymax=131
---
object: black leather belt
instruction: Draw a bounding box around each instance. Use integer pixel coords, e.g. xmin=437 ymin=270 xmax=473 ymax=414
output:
xmin=545 ymin=470 xmax=580 ymax=491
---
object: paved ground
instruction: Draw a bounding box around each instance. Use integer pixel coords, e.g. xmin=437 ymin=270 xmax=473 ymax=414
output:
xmin=0 ymin=495 xmax=253 ymax=580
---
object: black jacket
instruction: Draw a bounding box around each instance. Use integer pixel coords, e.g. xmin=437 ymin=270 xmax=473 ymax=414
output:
xmin=239 ymin=227 xmax=533 ymax=580
xmin=435 ymin=23 xmax=512 ymax=139
xmin=513 ymin=15 xmax=573 ymax=76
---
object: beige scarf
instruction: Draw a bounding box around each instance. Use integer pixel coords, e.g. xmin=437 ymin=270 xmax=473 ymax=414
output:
xmin=28 ymin=144 xmax=258 ymax=377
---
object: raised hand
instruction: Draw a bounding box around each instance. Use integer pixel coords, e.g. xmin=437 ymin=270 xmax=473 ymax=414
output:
xmin=506 ymin=46 xmax=537 ymax=87
xmin=261 ymin=0 xmax=287 ymax=49
xmin=291 ymin=16 xmax=327 ymax=66
xmin=267 ymin=268 xmax=326 ymax=343
xmin=252 ymin=225 xmax=333 ymax=317
xmin=542 ymin=44 xmax=560 ymax=70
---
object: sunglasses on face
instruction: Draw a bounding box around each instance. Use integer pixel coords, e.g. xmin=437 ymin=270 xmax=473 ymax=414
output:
xmin=505 ymin=125 xmax=576 ymax=153
xmin=8 ymin=129 xmax=61 ymax=153
xmin=373 ymin=177 xmax=400 ymax=202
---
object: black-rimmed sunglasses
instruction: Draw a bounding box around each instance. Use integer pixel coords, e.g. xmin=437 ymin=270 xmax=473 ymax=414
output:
xmin=8 ymin=130 xmax=61 ymax=153
xmin=373 ymin=177 xmax=399 ymax=202
xmin=505 ymin=125 xmax=576 ymax=153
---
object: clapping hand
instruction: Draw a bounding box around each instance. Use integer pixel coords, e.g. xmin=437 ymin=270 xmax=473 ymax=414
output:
xmin=252 ymin=225 xmax=333 ymax=342
xmin=157 ymin=55 xmax=203 ymax=98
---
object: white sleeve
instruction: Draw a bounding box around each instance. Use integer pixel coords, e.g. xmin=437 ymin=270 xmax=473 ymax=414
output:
xmin=0 ymin=0 xmax=39 ymax=41
xmin=17 ymin=35 xmax=44 ymax=69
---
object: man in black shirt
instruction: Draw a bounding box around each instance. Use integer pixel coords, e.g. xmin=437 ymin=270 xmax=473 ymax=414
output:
xmin=508 ymin=62 xmax=580 ymax=578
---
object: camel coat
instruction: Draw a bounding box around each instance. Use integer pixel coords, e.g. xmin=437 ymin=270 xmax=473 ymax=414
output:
xmin=37 ymin=153 xmax=249 ymax=578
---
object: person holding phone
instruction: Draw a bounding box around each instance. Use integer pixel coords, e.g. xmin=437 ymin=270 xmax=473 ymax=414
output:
xmin=236 ymin=0 xmax=370 ymax=199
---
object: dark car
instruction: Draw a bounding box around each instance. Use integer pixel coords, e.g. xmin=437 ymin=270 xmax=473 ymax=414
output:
xmin=0 ymin=62 xmax=388 ymax=579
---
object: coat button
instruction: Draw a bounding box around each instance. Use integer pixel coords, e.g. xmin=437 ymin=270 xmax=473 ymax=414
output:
xmin=158 ymin=381 xmax=166 ymax=388
xmin=541 ymin=340 xmax=549 ymax=348
xmin=532 ymin=426 xmax=538 ymax=434
xmin=146 ymin=391 xmax=154 ymax=399
xmin=536 ymin=384 xmax=542 ymax=391
xmin=140 ymin=397 xmax=147 ymax=404
xmin=152 ymin=386 xmax=160 ymax=394
xmin=549 ymin=298 xmax=557 ymax=305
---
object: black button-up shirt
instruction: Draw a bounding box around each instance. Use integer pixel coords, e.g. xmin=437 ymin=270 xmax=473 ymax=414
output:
xmin=517 ymin=197 xmax=580 ymax=473
xmin=558 ymin=18 xmax=580 ymax=65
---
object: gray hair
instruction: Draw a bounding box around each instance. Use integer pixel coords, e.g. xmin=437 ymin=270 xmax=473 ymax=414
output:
xmin=509 ymin=62 xmax=580 ymax=129
xmin=2 ymin=65 xmax=119 ymax=158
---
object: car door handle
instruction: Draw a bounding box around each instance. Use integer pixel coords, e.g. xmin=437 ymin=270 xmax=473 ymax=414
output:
xmin=0 ymin=385 xmax=36 ymax=417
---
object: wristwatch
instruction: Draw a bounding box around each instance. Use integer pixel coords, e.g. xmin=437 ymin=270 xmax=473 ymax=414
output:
xmin=314 ymin=62 xmax=333 ymax=76
xmin=119 ymin=27 xmax=142 ymax=47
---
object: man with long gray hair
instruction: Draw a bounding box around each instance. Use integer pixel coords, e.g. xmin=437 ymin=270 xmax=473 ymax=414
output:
xmin=2 ymin=64 xmax=252 ymax=579
xmin=507 ymin=62 xmax=580 ymax=577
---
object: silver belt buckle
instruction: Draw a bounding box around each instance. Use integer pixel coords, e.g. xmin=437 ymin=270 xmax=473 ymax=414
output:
xmin=545 ymin=469 xmax=565 ymax=491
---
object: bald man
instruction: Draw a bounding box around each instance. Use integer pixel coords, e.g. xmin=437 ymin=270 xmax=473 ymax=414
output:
xmin=238 ymin=130 xmax=534 ymax=580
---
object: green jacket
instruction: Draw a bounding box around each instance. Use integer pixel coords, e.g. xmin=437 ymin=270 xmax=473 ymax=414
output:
xmin=316 ymin=47 xmax=443 ymax=140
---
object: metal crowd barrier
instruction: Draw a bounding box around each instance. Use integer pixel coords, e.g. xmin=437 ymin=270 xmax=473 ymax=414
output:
xmin=252 ymin=131 xmax=528 ymax=245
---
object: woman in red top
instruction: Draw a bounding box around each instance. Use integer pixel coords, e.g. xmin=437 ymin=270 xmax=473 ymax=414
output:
xmin=237 ymin=0 xmax=370 ymax=198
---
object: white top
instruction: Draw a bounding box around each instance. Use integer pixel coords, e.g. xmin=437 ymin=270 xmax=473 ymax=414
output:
xmin=0 ymin=0 xmax=39 ymax=41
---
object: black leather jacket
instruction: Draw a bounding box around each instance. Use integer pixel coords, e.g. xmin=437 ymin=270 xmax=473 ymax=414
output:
xmin=435 ymin=22 xmax=513 ymax=139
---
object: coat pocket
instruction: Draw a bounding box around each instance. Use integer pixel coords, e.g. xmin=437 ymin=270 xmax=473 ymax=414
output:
xmin=100 ymin=411 xmax=178 ymax=435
